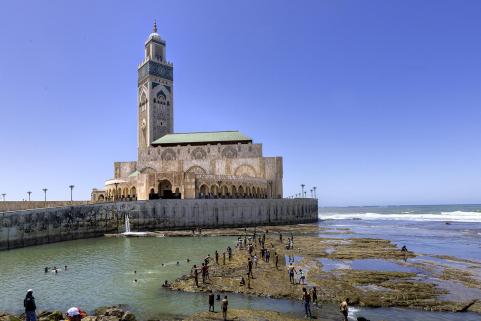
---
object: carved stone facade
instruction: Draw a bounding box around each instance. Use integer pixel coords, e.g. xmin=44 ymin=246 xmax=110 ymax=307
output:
xmin=91 ymin=24 xmax=283 ymax=202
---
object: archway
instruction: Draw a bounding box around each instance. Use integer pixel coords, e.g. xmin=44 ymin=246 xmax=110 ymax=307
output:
xmin=221 ymin=185 xmax=229 ymax=198
xmin=130 ymin=186 xmax=137 ymax=200
xmin=238 ymin=186 xmax=244 ymax=198
xmin=210 ymin=185 xmax=218 ymax=198
xmin=199 ymin=184 xmax=208 ymax=198
xmin=98 ymin=194 xmax=105 ymax=202
xmin=158 ymin=179 xmax=173 ymax=199
xmin=231 ymin=186 xmax=237 ymax=198
xmin=149 ymin=188 xmax=158 ymax=200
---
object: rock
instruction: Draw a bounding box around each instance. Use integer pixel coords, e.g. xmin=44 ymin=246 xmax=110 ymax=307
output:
xmin=121 ymin=312 xmax=136 ymax=321
xmin=39 ymin=311 xmax=63 ymax=321
xmin=0 ymin=314 xmax=22 ymax=321
xmin=94 ymin=307 xmax=109 ymax=316
xmin=104 ymin=308 xmax=124 ymax=318
xmin=81 ymin=317 xmax=97 ymax=321
xmin=97 ymin=316 xmax=120 ymax=321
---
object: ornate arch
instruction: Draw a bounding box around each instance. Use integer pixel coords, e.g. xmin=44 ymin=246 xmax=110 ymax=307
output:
xmin=221 ymin=146 xmax=238 ymax=159
xmin=234 ymin=164 xmax=257 ymax=177
xmin=191 ymin=147 xmax=207 ymax=160
xmin=161 ymin=148 xmax=176 ymax=161
xmin=141 ymin=167 xmax=156 ymax=174
xmin=186 ymin=165 xmax=207 ymax=175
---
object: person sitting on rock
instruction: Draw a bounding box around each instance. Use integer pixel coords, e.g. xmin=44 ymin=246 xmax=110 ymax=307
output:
xmin=66 ymin=307 xmax=86 ymax=321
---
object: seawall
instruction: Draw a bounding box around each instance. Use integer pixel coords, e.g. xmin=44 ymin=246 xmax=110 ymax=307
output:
xmin=0 ymin=201 xmax=90 ymax=212
xmin=0 ymin=198 xmax=318 ymax=250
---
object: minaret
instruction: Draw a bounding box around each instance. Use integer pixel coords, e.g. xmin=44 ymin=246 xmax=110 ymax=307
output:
xmin=137 ymin=21 xmax=174 ymax=149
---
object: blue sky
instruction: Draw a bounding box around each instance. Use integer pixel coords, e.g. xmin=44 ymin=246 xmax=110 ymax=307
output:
xmin=1 ymin=0 xmax=480 ymax=205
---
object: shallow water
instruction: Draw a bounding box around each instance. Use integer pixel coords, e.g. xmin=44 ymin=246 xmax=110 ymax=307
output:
xmin=1 ymin=215 xmax=481 ymax=320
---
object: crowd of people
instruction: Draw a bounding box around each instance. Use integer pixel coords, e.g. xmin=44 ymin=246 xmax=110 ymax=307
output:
xmin=187 ymin=229 xmax=351 ymax=320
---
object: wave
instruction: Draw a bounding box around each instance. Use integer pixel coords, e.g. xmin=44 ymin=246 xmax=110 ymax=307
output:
xmin=319 ymin=211 xmax=481 ymax=222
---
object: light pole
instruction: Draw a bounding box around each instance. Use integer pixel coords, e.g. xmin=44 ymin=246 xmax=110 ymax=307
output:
xmin=313 ymin=186 xmax=317 ymax=199
xmin=310 ymin=189 xmax=313 ymax=198
xmin=27 ymin=191 xmax=32 ymax=202
xmin=114 ymin=182 xmax=119 ymax=202
xmin=42 ymin=188 xmax=48 ymax=207
xmin=69 ymin=185 xmax=75 ymax=203
xmin=301 ymin=184 xmax=305 ymax=198
xmin=1 ymin=193 xmax=5 ymax=202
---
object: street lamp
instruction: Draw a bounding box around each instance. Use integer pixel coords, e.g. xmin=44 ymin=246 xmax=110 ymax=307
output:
xmin=114 ymin=182 xmax=119 ymax=201
xmin=313 ymin=186 xmax=317 ymax=199
xmin=301 ymin=184 xmax=305 ymax=198
xmin=69 ymin=185 xmax=75 ymax=203
xmin=42 ymin=188 xmax=48 ymax=207
xmin=27 ymin=191 xmax=32 ymax=202
xmin=1 ymin=193 xmax=5 ymax=202
xmin=310 ymin=189 xmax=313 ymax=198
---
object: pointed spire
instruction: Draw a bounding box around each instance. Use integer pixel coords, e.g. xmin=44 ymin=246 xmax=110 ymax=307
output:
xmin=153 ymin=19 xmax=158 ymax=33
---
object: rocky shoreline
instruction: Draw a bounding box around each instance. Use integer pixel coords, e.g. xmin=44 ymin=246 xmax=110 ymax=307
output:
xmin=170 ymin=224 xmax=481 ymax=315
xmin=0 ymin=306 xmax=135 ymax=321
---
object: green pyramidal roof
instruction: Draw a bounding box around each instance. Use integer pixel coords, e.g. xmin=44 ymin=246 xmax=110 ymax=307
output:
xmin=152 ymin=131 xmax=252 ymax=146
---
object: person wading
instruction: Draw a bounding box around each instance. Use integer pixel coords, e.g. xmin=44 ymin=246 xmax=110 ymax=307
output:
xmin=302 ymin=287 xmax=312 ymax=318
xmin=340 ymin=298 xmax=349 ymax=321
xmin=221 ymin=295 xmax=229 ymax=321
xmin=24 ymin=289 xmax=37 ymax=321
xmin=208 ymin=290 xmax=215 ymax=312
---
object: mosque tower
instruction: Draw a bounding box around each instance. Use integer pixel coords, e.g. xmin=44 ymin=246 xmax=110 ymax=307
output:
xmin=137 ymin=21 xmax=174 ymax=148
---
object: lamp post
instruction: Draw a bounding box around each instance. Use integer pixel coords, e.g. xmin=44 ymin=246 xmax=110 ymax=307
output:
xmin=313 ymin=186 xmax=317 ymax=199
xmin=69 ymin=185 xmax=75 ymax=203
xmin=301 ymin=184 xmax=305 ymax=198
xmin=42 ymin=188 xmax=48 ymax=207
xmin=310 ymin=189 xmax=313 ymax=198
xmin=114 ymin=182 xmax=119 ymax=202
xmin=1 ymin=193 xmax=5 ymax=202
xmin=27 ymin=191 xmax=32 ymax=202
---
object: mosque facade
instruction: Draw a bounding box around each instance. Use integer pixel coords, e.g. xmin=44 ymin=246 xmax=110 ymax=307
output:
xmin=91 ymin=23 xmax=283 ymax=202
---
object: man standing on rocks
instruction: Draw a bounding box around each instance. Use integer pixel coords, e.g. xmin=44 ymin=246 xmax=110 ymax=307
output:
xmin=288 ymin=263 xmax=296 ymax=284
xmin=275 ymin=252 xmax=279 ymax=269
xmin=215 ymin=250 xmax=219 ymax=264
xmin=223 ymin=252 xmax=226 ymax=265
xmin=192 ymin=264 xmax=199 ymax=287
xmin=24 ymin=289 xmax=37 ymax=321
xmin=247 ymin=257 xmax=254 ymax=278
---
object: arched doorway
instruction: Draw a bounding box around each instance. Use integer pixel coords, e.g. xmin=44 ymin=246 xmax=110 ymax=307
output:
xmin=158 ymin=179 xmax=173 ymax=199
xmin=149 ymin=188 xmax=158 ymax=200
xmin=199 ymin=184 xmax=208 ymax=198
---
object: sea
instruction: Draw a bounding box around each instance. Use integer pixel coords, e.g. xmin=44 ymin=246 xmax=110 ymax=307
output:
xmin=318 ymin=204 xmax=481 ymax=262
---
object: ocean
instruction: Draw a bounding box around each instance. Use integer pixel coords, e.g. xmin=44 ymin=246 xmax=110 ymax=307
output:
xmin=319 ymin=204 xmax=481 ymax=262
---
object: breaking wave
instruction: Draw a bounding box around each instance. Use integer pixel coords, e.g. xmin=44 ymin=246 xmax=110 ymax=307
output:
xmin=319 ymin=211 xmax=481 ymax=222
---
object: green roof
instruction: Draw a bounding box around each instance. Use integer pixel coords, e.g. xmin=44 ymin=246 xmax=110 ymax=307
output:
xmin=152 ymin=131 xmax=252 ymax=146
xmin=128 ymin=170 xmax=140 ymax=177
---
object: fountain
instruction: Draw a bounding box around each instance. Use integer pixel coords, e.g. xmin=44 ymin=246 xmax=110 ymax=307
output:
xmin=121 ymin=214 xmax=149 ymax=237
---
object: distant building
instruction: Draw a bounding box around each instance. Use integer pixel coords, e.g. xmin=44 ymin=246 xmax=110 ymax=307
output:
xmin=92 ymin=23 xmax=283 ymax=202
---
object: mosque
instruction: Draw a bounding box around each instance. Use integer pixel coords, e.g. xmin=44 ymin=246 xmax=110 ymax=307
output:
xmin=91 ymin=23 xmax=283 ymax=202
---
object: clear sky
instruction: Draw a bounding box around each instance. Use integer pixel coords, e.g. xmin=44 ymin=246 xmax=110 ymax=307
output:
xmin=0 ymin=0 xmax=480 ymax=206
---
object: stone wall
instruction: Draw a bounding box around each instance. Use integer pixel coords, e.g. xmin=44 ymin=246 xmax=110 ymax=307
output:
xmin=0 ymin=201 xmax=90 ymax=213
xmin=0 ymin=199 xmax=318 ymax=251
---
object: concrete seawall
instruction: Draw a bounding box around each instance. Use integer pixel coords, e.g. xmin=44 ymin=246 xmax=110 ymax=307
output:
xmin=0 ymin=199 xmax=318 ymax=250
xmin=0 ymin=201 xmax=90 ymax=212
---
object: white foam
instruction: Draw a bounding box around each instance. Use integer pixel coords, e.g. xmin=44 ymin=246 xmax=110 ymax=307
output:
xmin=319 ymin=211 xmax=481 ymax=222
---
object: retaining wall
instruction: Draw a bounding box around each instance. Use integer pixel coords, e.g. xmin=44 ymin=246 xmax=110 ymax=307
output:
xmin=0 ymin=199 xmax=318 ymax=250
xmin=0 ymin=201 xmax=89 ymax=212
